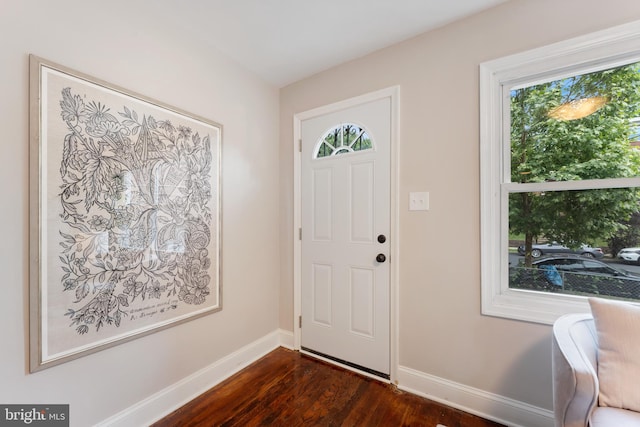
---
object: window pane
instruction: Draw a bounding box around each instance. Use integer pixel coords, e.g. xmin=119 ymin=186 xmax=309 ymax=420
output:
xmin=509 ymin=188 xmax=640 ymax=249
xmin=509 ymin=188 xmax=640 ymax=301
xmin=510 ymin=62 xmax=640 ymax=184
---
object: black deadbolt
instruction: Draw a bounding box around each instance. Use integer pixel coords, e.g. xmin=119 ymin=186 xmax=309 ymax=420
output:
xmin=377 ymin=234 xmax=386 ymax=243
xmin=376 ymin=253 xmax=386 ymax=263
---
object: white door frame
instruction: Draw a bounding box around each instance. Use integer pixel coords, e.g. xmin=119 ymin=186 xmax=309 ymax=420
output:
xmin=293 ymin=86 xmax=400 ymax=382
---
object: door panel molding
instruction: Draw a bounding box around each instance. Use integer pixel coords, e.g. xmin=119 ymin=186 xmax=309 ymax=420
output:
xmin=350 ymin=161 xmax=375 ymax=243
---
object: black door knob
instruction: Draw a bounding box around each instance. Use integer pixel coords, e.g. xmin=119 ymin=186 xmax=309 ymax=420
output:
xmin=376 ymin=253 xmax=386 ymax=263
xmin=377 ymin=234 xmax=386 ymax=244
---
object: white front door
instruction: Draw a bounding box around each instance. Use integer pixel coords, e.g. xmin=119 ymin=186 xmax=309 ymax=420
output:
xmin=300 ymin=96 xmax=391 ymax=377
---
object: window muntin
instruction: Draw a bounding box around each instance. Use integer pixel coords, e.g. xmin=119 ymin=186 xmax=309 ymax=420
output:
xmin=480 ymin=21 xmax=640 ymax=324
xmin=314 ymin=123 xmax=373 ymax=159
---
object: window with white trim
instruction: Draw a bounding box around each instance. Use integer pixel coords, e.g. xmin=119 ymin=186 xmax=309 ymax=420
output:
xmin=480 ymin=21 xmax=640 ymax=324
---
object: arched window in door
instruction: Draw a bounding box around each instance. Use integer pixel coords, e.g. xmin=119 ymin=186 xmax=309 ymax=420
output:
xmin=314 ymin=123 xmax=373 ymax=158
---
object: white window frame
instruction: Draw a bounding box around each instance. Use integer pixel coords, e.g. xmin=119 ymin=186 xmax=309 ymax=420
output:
xmin=480 ymin=20 xmax=640 ymax=325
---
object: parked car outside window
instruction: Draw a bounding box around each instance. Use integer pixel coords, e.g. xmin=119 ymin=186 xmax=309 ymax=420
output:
xmin=533 ymin=256 xmax=632 ymax=278
xmin=510 ymin=254 xmax=640 ymax=300
xmin=516 ymin=242 xmax=604 ymax=259
xmin=617 ymin=247 xmax=640 ymax=265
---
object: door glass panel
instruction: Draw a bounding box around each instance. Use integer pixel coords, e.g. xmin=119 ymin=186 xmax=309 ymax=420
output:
xmin=315 ymin=123 xmax=373 ymax=159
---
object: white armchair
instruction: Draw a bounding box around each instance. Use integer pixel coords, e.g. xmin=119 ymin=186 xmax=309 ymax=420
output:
xmin=552 ymin=312 xmax=640 ymax=427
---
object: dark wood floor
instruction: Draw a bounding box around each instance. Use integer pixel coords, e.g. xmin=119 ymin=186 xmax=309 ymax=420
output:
xmin=152 ymin=347 xmax=505 ymax=427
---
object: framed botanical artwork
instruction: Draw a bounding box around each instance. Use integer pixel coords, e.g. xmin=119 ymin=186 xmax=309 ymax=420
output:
xmin=29 ymin=55 xmax=222 ymax=372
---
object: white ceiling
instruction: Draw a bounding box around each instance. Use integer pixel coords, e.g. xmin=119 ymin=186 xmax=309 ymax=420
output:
xmin=152 ymin=0 xmax=509 ymax=87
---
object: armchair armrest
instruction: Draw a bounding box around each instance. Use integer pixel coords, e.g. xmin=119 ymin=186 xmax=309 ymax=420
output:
xmin=552 ymin=313 xmax=599 ymax=427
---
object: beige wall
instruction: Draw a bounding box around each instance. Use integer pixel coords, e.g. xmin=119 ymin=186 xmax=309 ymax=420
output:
xmin=0 ymin=1 xmax=280 ymax=425
xmin=279 ymin=0 xmax=640 ymax=410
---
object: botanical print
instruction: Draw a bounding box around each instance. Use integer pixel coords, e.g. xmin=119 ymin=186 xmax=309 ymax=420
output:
xmin=34 ymin=62 xmax=221 ymax=365
xmin=58 ymin=85 xmax=215 ymax=335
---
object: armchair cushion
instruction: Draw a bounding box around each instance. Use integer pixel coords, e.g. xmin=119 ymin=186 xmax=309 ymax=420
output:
xmin=590 ymin=407 xmax=640 ymax=427
xmin=588 ymin=297 xmax=640 ymax=412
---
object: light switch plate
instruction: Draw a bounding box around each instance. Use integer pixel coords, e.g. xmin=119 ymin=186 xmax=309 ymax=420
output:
xmin=409 ymin=192 xmax=429 ymax=211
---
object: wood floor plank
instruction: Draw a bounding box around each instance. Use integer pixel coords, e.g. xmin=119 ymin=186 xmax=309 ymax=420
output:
xmin=152 ymin=348 xmax=506 ymax=427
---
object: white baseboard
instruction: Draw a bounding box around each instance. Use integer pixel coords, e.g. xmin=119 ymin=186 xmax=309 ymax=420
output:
xmin=397 ymin=366 xmax=554 ymax=427
xmin=278 ymin=328 xmax=295 ymax=350
xmin=96 ymin=329 xmax=293 ymax=427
